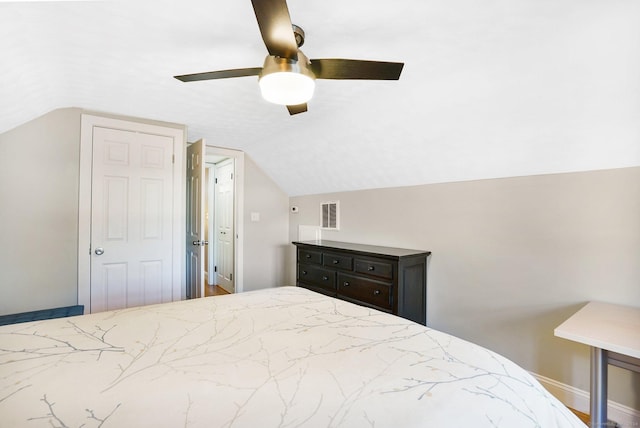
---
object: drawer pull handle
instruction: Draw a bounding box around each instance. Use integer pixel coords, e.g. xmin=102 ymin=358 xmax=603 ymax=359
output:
xmin=305 ymin=254 xmax=311 ymax=258
xmin=302 ymin=271 xmax=308 ymax=275
xmin=368 ymin=266 xmax=375 ymax=271
xmin=373 ymin=290 xmax=381 ymax=296
xmin=322 ymin=276 xmax=329 ymax=281
xmin=333 ymin=259 xmax=339 ymax=264
xmin=343 ymin=282 xmax=350 ymax=287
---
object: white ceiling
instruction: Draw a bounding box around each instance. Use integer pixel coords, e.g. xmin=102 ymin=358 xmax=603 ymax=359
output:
xmin=2 ymin=0 xmax=639 ymax=196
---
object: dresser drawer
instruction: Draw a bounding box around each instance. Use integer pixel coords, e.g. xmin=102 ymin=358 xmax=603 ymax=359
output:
xmin=298 ymin=283 xmax=337 ymax=298
xmin=298 ymin=264 xmax=336 ymax=290
xmin=323 ymin=252 xmax=353 ymax=271
xmin=354 ymin=258 xmax=393 ymax=280
xmin=337 ymin=273 xmax=392 ymax=310
xmin=298 ymin=248 xmax=322 ymax=265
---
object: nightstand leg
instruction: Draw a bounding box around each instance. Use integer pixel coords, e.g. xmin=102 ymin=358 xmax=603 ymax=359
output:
xmin=590 ymin=347 xmax=608 ymax=428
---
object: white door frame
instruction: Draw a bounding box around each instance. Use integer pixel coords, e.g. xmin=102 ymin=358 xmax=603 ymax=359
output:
xmin=205 ymin=145 xmax=244 ymax=293
xmin=78 ymin=114 xmax=186 ymax=312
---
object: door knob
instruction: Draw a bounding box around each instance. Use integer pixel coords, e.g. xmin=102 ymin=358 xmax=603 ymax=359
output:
xmin=192 ymin=240 xmax=201 ymax=246
xmin=94 ymin=247 xmax=104 ymax=256
xmin=202 ymin=241 xmax=209 ymax=246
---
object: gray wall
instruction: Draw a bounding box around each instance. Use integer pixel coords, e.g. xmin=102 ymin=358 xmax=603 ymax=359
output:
xmin=243 ymin=155 xmax=290 ymax=291
xmin=0 ymin=108 xmax=290 ymax=315
xmin=0 ymin=108 xmax=82 ymax=315
xmin=288 ymin=167 xmax=640 ymax=410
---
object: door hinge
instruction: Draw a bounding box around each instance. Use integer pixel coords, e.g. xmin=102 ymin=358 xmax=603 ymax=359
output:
xmin=215 ymin=177 xmax=218 ymax=184
xmin=230 ymin=273 xmax=233 ymax=281
xmin=214 ymin=266 xmax=217 ymax=273
xmin=230 ymin=173 xmax=233 ymax=180
xmin=172 ymin=154 xmax=175 ymax=164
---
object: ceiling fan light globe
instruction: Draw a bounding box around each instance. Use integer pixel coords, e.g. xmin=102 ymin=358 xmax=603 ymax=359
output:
xmin=259 ymin=71 xmax=315 ymax=106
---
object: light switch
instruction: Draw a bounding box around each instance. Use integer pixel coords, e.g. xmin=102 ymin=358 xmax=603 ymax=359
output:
xmin=250 ymin=212 xmax=260 ymax=222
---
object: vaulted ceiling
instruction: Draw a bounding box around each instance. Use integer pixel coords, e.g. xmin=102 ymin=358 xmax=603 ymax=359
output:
xmin=2 ymin=0 xmax=639 ymax=195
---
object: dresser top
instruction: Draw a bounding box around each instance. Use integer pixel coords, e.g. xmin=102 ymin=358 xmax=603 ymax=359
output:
xmin=293 ymin=240 xmax=431 ymax=259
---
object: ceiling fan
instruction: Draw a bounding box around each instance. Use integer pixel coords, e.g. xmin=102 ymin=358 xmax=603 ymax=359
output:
xmin=174 ymin=0 xmax=404 ymax=115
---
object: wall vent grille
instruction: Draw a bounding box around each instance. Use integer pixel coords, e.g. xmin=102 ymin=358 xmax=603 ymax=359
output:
xmin=320 ymin=201 xmax=339 ymax=230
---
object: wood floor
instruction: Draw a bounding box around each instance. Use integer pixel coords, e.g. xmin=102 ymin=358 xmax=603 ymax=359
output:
xmin=569 ymin=408 xmax=590 ymax=425
xmin=204 ymin=284 xmax=230 ymax=297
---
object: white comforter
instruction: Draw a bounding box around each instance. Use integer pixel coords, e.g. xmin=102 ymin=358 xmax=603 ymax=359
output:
xmin=0 ymin=286 xmax=585 ymax=427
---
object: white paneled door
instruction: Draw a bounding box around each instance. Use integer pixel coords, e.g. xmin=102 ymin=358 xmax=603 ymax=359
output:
xmin=90 ymin=127 xmax=175 ymax=312
xmin=185 ymin=139 xmax=205 ymax=299
xmin=215 ymin=159 xmax=234 ymax=293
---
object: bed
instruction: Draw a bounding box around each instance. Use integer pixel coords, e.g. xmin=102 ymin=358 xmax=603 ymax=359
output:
xmin=0 ymin=286 xmax=585 ymax=427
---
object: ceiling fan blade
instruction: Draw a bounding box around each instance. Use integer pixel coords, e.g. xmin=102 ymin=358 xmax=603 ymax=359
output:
xmin=286 ymin=103 xmax=307 ymax=115
xmin=174 ymin=67 xmax=262 ymax=82
xmin=309 ymin=59 xmax=404 ymax=80
xmin=251 ymin=0 xmax=298 ymax=60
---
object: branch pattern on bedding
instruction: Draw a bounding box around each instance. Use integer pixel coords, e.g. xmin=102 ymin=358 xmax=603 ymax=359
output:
xmin=0 ymin=287 xmax=585 ymax=427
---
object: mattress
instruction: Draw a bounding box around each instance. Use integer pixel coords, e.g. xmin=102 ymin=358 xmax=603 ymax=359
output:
xmin=0 ymin=286 xmax=585 ymax=427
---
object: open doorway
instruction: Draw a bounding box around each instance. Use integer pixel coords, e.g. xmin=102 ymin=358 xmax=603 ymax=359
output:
xmin=204 ymin=145 xmax=244 ymax=295
xmin=205 ymin=158 xmax=234 ymax=295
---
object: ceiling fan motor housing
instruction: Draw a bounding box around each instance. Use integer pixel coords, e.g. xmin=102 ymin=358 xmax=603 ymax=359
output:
xmin=260 ymin=50 xmax=313 ymax=77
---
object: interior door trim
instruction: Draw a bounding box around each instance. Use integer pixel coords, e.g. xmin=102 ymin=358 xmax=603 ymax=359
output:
xmin=78 ymin=113 xmax=186 ymax=313
xmin=205 ymin=145 xmax=244 ymax=294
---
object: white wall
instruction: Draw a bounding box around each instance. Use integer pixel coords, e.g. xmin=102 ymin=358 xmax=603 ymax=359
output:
xmin=288 ymin=167 xmax=640 ymax=411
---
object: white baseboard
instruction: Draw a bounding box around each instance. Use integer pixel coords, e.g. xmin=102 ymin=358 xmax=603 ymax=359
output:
xmin=204 ymin=272 xmax=215 ymax=286
xmin=533 ymin=373 xmax=640 ymax=428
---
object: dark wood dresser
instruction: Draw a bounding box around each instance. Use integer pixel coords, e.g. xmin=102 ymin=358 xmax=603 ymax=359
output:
xmin=293 ymin=240 xmax=431 ymax=325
